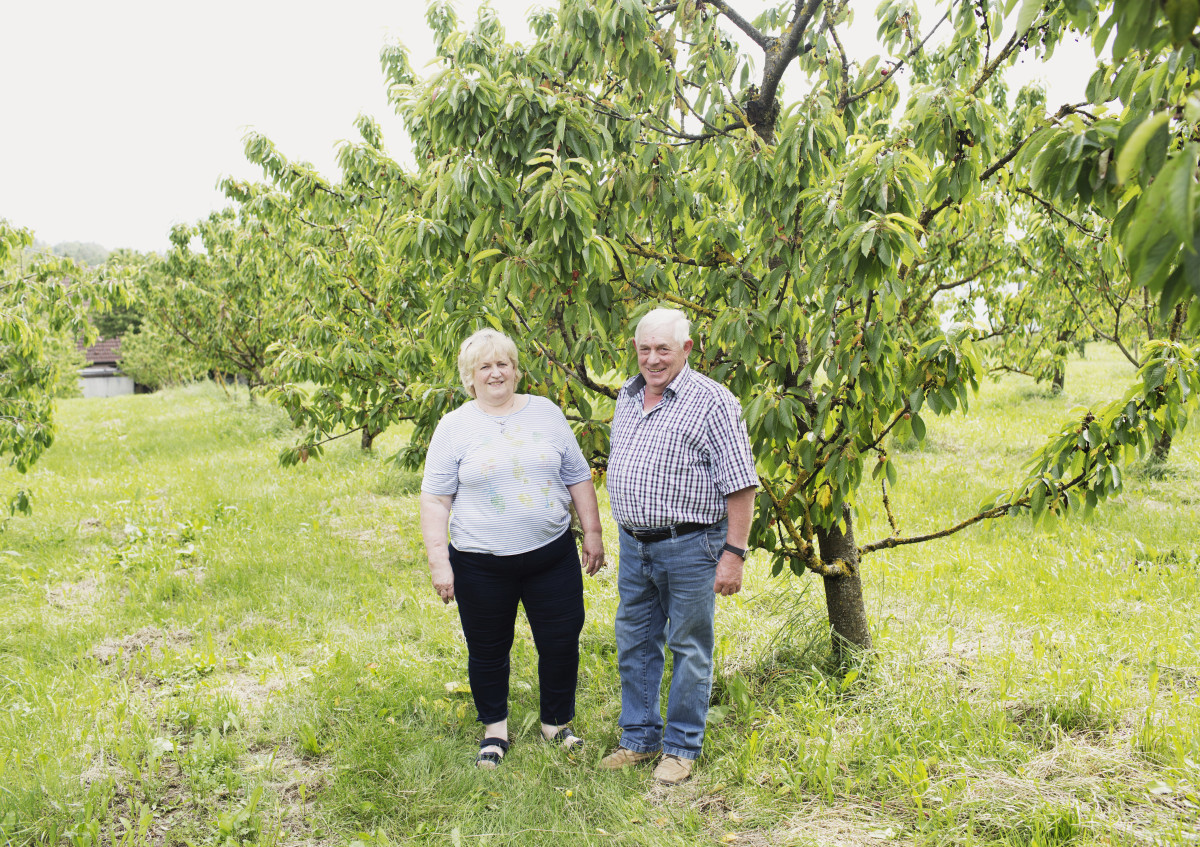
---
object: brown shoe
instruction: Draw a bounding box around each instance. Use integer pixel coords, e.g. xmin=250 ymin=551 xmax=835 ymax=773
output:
xmin=599 ymin=747 xmax=659 ymax=770
xmin=652 ymin=754 xmax=694 ymax=785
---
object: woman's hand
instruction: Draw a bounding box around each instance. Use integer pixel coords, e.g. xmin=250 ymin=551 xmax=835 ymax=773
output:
xmin=581 ymin=529 xmax=605 ymax=576
xmin=567 ymin=480 xmax=607 ymax=577
xmin=430 ymin=560 xmax=455 ymax=604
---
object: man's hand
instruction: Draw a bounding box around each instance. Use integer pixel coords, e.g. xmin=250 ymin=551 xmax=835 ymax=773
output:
xmin=430 ymin=561 xmax=455 ymax=604
xmin=581 ymin=529 xmax=605 ymax=576
xmin=714 ymin=551 xmax=744 ymax=596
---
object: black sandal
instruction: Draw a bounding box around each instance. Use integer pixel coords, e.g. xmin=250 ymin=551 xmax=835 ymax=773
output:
xmin=545 ymin=725 xmax=584 ymax=752
xmin=476 ymin=736 xmax=510 ymax=769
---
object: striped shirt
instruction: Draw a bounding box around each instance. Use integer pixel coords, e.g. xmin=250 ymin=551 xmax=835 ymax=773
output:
xmin=608 ymin=365 xmax=759 ymax=528
xmin=422 ymin=395 xmax=592 ymax=555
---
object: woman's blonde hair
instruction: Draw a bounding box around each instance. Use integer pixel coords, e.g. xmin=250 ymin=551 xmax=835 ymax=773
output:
xmin=457 ymin=328 xmax=521 ymax=398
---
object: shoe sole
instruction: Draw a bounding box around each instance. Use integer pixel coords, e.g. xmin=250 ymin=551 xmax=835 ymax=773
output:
xmin=599 ymin=753 xmax=660 ymax=770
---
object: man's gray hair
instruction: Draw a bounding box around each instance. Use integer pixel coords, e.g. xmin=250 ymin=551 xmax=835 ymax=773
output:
xmin=634 ymin=308 xmax=691 ymax=347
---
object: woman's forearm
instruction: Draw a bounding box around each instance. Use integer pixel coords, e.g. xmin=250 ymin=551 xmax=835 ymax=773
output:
xmin=567 ymin=479 xmax=606 ymax=575
xmin=419 ymin=492 xmax=456 ymax=603
xmin=419 ymin=492 xmax=454 ymax=566
xmin=567 ymin=480 xmax=603 ymax=534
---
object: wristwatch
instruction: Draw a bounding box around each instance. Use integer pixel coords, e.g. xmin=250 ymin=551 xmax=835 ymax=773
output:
xmin=720 ymin=542 xmax=747 ymax=559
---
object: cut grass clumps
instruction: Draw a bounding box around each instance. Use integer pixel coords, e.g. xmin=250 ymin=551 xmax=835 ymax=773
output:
xmin=0 ymin=349 xmax=1197 ymax=846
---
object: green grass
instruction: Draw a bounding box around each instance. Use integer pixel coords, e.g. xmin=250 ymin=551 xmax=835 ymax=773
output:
xmin=0 ymin=345 xmax=1197 ymax=846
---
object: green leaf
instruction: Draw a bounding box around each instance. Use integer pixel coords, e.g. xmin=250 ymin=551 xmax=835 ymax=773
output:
xmin=1117 ymin=112 xmax=1170 ymax=185
xmin=1014 ymin=0 xmax=1042 ymax=34
xmin=910 ymin=413 xmax=926 ymax=441
xmin=1131 ymin=232 xmax=1179 ymax=292
xmin=471 ymin=248 xmax=502 ymax=264
xmin=1162 ymin=144 xmax=1199 ymax=247
xmin=1030 ymin=479 xmax=1047 ymax=518
xmin=1165 ymin=0 xmax=1200 ymax=45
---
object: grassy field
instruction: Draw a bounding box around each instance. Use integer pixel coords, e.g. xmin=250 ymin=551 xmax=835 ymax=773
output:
xmin=0 ymin=343 xmax=1197 ymax=847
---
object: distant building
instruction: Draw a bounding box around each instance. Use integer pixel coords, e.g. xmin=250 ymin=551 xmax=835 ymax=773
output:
xmin=78 ymin=337 xmax=138 ymax=398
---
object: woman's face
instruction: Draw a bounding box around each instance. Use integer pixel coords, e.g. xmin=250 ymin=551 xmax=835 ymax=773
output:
xmin=472 ymin=354 xmax=517 ymax=405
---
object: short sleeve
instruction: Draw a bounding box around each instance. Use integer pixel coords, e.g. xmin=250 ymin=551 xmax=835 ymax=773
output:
xmin=421 ymin=417 xmax=461 ymax=496
xmin=558 ymin=428 xmax=592 ymax=487
xmin=706 ymin=392 xmax=759 ymax=496
xmin=545 ymin=398 xmax=592 ymax=487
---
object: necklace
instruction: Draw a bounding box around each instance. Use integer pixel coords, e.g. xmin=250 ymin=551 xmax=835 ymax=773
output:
xmin=480 ymin=395 xmax=520 ymax=429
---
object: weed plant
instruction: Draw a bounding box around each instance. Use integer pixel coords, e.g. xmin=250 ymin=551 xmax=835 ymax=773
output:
xmin=0 ymin=347 xmax=1196 ymax=846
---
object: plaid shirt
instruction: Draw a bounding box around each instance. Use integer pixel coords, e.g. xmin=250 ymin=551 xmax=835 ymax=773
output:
xmin=608 ymin=365 xmax=759 ymax=528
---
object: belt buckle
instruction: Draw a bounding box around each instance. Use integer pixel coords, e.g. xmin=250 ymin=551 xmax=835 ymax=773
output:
xmin=627 ymin=525 xmax=667 ymax=542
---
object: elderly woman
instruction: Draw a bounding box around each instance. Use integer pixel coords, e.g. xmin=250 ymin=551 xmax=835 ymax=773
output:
xmin=419 ymin=328 xmax=605 ymax=769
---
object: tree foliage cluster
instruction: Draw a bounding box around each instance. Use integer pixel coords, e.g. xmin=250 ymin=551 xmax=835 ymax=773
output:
xmin=1 ymin=221 xmax=102 ymax=514
xmin=60 ymin=0 xmax=1200 ymax=650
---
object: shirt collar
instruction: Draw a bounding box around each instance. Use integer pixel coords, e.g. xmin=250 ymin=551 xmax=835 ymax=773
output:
xmin=625 ymin=364 xmax=694 ymax=400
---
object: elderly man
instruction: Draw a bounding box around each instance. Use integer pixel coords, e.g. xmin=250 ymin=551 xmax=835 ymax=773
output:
xmin=600 ymin=307 xmax=758 ymax=784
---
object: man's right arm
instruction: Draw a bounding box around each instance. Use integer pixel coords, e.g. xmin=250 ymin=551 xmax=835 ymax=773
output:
xmin=714 ymin=485 xmax=755 ymax=596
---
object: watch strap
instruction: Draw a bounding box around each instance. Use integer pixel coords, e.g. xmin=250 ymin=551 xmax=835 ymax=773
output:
xmin=720 ymin=542 xmax=747 ymax=558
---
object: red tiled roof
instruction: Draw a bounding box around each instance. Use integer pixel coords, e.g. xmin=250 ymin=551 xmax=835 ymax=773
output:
xmin=79 ymin=336 xmax=122 ymax=364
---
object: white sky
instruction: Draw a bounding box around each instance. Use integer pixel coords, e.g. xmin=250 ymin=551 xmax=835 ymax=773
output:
xmin=1 ymin=0 xmax=1097 ymax=254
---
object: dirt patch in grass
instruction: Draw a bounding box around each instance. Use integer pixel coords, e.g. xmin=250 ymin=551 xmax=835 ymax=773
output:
xmin=650 ymin=781 xmax=915 ymax=846
xmin=213 ymin=671 xmax=290 ymax=715
xmin=250 ymin=744 xmax=337 ymax=845
xmin=46 ymin=574 xmax=104 ymax=610
xmin=78 ymin=735 xmax=337 ymax=847
xmin=327 ymin=493 xmax=422 ymax=563
xmin=90 ymin=625 xmax=195 ymax=664
xmin=776 ymin=798 xmax=916 ymax=846
xmin=946 ymin=743 xmax=1195 ymax=845
xmin=79 ymin=752 xmax=120 ymax=788
xmin=172 ymin=564 xmax=207 ymax=584
xmin=78 ymin=516 xmax=105 ymax=536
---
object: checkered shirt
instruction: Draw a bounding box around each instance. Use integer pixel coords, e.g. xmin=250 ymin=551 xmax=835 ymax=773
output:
xmin=608 ymin=365 xmax=759 ymax=528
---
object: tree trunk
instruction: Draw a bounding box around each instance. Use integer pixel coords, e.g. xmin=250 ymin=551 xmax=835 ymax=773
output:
xmin=1149 ymin=303 xmax=1186 ymax=467
xmin=361 ymin=426 xmax=381 ymax=451
xmin=1151 ymin=431 xmax=1172 ymax=465
xmin=784 ymin=327 xmax=873 ymax=660
xmin=1050 ymin=329 xmax=1069 ymax=393
xmin=815 ymin=507 xmax=872 ymax=663
xmin=748 ymin=6 xmax=872 ymax=661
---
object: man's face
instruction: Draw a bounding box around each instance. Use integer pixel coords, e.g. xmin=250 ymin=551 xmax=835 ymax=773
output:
xmin=636 ymin=331 xmax=692 ymax=395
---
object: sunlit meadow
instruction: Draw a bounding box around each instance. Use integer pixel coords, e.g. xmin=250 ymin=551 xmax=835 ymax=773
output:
xmin=0 ymin=344 xmax=1196 ymax=846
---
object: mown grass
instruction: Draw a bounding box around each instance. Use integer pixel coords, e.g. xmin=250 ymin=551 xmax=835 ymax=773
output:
xmin=0 ymin=343 xmax=1196 ymax=846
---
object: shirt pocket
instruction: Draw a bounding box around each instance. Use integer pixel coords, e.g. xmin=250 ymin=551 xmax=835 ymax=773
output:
xmin=655 ymin=421 xmax=707 ymax=471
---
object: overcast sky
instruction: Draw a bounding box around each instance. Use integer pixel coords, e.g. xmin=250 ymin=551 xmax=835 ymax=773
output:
xmin=1 ymin=1 xmax=1096 ymax=254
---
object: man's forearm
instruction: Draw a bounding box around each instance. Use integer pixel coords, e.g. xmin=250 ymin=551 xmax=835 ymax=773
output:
xmin=724 ymin=486 xmax=756 ymax=549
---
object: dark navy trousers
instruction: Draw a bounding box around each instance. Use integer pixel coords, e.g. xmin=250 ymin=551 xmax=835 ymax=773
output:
xmin=449 ymin=530 xmax=585 ymax=725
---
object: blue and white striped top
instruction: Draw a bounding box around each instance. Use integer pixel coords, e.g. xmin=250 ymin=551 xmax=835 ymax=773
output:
xmin=422 ymin=394 xmax=592 ymax=555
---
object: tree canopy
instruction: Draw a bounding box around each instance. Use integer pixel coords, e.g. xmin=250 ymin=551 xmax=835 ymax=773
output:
xmin=1 ymin=221 xmax=100 ymax=514
xmin=120 ymin=0 xmax=1200 ymax=653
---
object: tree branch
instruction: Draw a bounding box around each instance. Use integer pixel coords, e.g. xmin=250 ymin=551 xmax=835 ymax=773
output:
xmin=1015 ymin=187 xmax=1104 ymax=240
xmin=705 ymin=0 xmax=772 ymax=49
xmin=760 ymin=0 xmax=823 ymax=105
xmin=843 ymin=10 xmax=950 ymax=108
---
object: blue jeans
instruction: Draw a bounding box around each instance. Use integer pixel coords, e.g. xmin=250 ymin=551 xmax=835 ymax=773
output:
xmin=615 ymin=521 xmax=725 ymax=760
xmin=450 ymin=530 xmax=585 ymax=726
